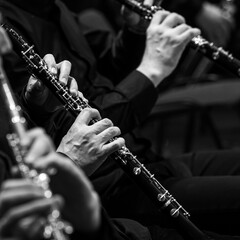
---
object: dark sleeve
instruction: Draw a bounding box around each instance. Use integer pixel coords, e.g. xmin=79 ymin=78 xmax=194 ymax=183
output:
xmin=95 ymin=70 xmax=159 ymax=132
xmin=83 ymin=23 xmax=146 ymax=84
xmin=22 ymin=70 xmax=158 ymax=145
xmin=70 ymin=208 xmax=151 ymax=240
xmin=2 ymin=50 xmax=31 ymax=95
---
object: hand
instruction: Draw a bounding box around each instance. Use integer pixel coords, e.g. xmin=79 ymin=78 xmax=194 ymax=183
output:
xmin=137 ymin=11 xmax=200 ymax=87
xmin=196 ymin=2 xmax=235 ymax=46
xmin=25 ymin=54 xmax=78 ymax=112
xmin=18 ymin=127 xmax=101 ymax=233
xmin=0 ymin=179 xmax=63 ymax=240
xmin=30 ymin=152 xmax=101 ymax=233
xmin=16 ymin=129 xmax=101 ymax=232
xmin=20 ymin=128 xmax=55 ymax=162
xmin=56 ymin=108 xmax=125 ymax=176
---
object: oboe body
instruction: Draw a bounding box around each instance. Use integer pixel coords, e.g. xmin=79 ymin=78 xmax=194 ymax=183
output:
xmin=0 ymin=43 xmax=72 ymax=240
xmin=2 ymin=23 xmax=210 ymax=240
xmin=117 ymin=0 xmax=240 ymax=77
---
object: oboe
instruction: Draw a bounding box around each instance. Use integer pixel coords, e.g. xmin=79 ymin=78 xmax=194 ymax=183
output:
xmin=0 ymin=34 xmax=72 ymax=240
xmin=116 ymin=0 xmax=240 ymax=77
xmin=2 ymin=23 xmax=211 ymax=240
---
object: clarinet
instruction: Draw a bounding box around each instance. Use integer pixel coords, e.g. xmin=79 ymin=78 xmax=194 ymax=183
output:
xmin=0 ymin=35 xmax=72 ymax=240
xmin=2 ymin=23 xmax=210 ymax=240
xmin=116 ymin=0 xmax=240 ymax=77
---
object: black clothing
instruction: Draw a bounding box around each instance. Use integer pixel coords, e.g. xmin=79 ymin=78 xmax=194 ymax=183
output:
xmin=1 ymin=0 xmax=240 ymax=236
xmin=0 ymin=0 xmax=157 ymax=137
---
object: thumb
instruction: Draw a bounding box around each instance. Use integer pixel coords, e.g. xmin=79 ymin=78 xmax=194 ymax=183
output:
xmin=25 ymin=76 xmax=46 ymax=103
xmin=121 ymin=5 xmax=140 ymax=26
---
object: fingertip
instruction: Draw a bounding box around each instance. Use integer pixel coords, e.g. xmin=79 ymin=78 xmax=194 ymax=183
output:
xmin=50 ymin=67 xmax=57 ymax=75
xmin=71 ymin=89 xmax=78 ymax=97
xmin=60 ymin=77 xmax=67 ymax=86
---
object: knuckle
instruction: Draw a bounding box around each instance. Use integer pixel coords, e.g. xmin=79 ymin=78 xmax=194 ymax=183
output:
xmin=34 ymin=127 xmax=46 ymax=136
xmin=107 ymin=127 xmax=115 ymax=136
xmin=112 ymin=126 xmax=121 ymax=136
xmin=101 ymin=118 xmax=113 ymax=127
xmin=88 ymin=146 xmax=100 ymax=157
xmin=172 ymin=12 xmax=185 ymax=23
xmin=62 ymin=60 xmax=71 ymax=67
xmin=112 ymin=138 xmax=125 ymax=150
xmin=81 ymin=108 xmax=91 ymax=117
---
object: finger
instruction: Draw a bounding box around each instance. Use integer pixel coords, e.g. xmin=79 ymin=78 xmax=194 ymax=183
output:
xmin=1 ymin=179 xmax=41 ymax=192
xmin=90 ymin=118 xmax=114 ymax=135
xmin=97 ymin=126 xmax=120 ymax=143
xmin=43 ymin=54 xmax=57 ymax=75
xmin=177 ymin=28 xmax=201 ymax=44
xmin=14 ymin=216 xmax=46 ymax=240
xmin=0 ymin=196 xmax=63 ymax=236
xmin=121 ymin=6 xmax=140 ymax=26
xmin=67 ymin=76 xmax=78 ymax=97
xmin=102 ymin=137 xmax=125 ymax=155
xmin=162 ymin=12 xmax=185 ymax=28
xmin=0 ymin=187 xmax=45 ymax=217
xmin=25 ymin=76 xmax=45 ymax=98
xmin=30 ymin=152 xmax=65 ymax=173
xmin=20 ymin=128 xmax=55 ymax=164
xmin=143 ymin=0 xmax=154 ymax=7
xmin=154 ymin=0 xmax=163 ymax=7
xmin=78 ymin=91 xmax=89 ymax=103
xmin=75 ymin=108 xmax=101 ymax=126
xmin=150 ymin=10 xmax=169 ymax=26
xmin=57 ymin=60 xmax=72 ymax=86
xmin=172 ymin=24 xmax=191 ymax=35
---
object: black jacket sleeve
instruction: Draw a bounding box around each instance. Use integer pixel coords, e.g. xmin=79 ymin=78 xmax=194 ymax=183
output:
xmin=70 ymin=208 xmax=151 ymax=240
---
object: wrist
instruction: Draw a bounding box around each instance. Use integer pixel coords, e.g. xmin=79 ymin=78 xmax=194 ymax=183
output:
xmin=137 ymin=64 xmax=166 ymax=87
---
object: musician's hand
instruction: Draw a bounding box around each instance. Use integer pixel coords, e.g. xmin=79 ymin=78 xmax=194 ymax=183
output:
xmin=0 ymin=179 xmax=63 ymax=240
xmin=25 ymin=54 xmax=78 ymax=112
xmin=196 ymin=2 xmax=235 ymax=46
xmin=137 ymin=11 xmax=200 ymax=87
xmin=29 ymin=152 xmax=101 ymax=233
xmin=17 ymin=127 xmax=100 ymax=233
xmin=56 ymin=108 xmax=125 ymax=176
xmin=20 ymin=128 xmax=55 ymax=163
xmin=121 ymin=0 xmax=156 ymax=33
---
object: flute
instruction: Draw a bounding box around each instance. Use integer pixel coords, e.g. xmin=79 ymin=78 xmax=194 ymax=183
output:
xmin=0 ymin=31 xmax=72 ymax=240
xmin=116 ymin=0 xmax=240 ymax=77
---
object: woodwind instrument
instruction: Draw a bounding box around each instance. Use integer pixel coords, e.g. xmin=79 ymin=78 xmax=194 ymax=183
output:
xmin=2 ymin=23 xmax=212 ymax=240
xmin=0 ymin=28 xmax=72 ymax=240
xmin=116 ymin=0 xmax=240 ymax=77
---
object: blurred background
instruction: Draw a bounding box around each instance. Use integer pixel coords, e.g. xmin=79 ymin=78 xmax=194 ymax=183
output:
xmin=62 ymin=0 xmax=240 ymax=159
